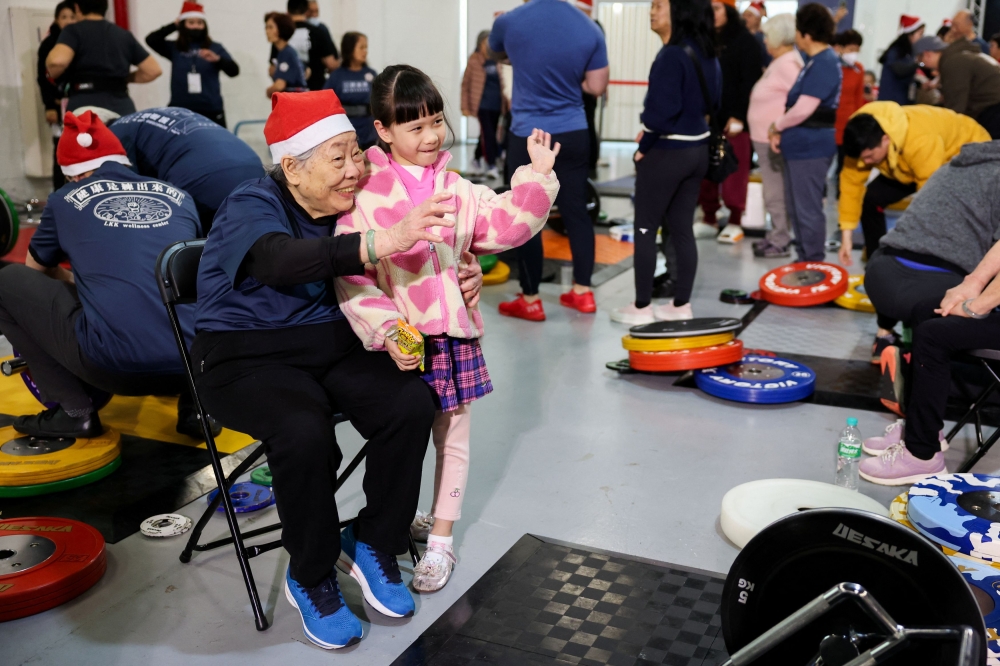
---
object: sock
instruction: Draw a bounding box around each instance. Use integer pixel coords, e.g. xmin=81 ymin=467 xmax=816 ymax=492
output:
xmin=64 ymin=407 xmax=93 ymax=418
xmin=424 ymin=534 xmax=453 ymax=565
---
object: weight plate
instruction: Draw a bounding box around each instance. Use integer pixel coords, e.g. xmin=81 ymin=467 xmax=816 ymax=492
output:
xmin=695 ymin=355 xmax=816 ymax=404
xmin=720 ymin=289 xmax=754 ymax=305
xmin=890 ymin=492 xmax=916 ymax=531
xmin=0 ymin=517 xmax=107 ymax=622
xmin=250 ymin=466 xmax=272 ymax=487
xmin=720 ymin=479 xmax=888 ymax=548
xmin=621 ymin=332 xmax=734 ymax=352
xmin=949 ymin=553 xmax=1000 ymax=630
xmin=759 ymin=261 xmax=849 ymax=307
xmin=723 ymin=509 xmax=986 ymax=666
xmin=629 ymin=317 xmax=742 ymax=339
xmin=208 ymin=482 xmax=276 ymax=513
xmin=0 ymin=457 xmax=121 ymax=498
xmin=0 ymin=427 xmax=121 ymax=487
xmin=0 ymin=187 xmax=19 ymax=258
xmin=479 ymin=254 xmax=499 ymax=274
xmin=140 ymin=514 xmax=193 ymax=538
xmin=908 ymin=474 xmax=1000 ymax=562
xmin=481 ymin=260 xmax=510 ymax=286
xmin=835 ymin=275 xmax=876 ymax=313
xmin=628 ymin=340 xmax=744 ymax=373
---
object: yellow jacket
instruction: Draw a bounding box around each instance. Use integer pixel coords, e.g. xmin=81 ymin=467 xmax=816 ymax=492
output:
xmin=838 ymin=102 xmax=990 ymax=230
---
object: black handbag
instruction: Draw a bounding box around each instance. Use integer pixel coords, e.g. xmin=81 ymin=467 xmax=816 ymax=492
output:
xmin=683 ymin=46 xmax=739 ymax=184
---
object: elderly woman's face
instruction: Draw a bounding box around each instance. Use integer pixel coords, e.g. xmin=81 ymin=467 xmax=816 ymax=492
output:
xmin=286 ymin=134 xmax=366 ymax=216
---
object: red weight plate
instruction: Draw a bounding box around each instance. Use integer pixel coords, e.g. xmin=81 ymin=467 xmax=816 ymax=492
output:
xmin=758 ymin=262 xmax=849 ymax=307
xmin=0 ymin=517 xmax=106 ymax=612
xmin=0 ymin=555 xmax=106 ymax=621
xmin=629 ymin=340 xmax=744 ymax=373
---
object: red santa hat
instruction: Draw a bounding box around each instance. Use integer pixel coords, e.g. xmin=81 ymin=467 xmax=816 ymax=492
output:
xmin=178 ymin=2 xmax=206 ymax=21
xmin=57 ymin=111 xmax=131 ymax=177
xmin=745 ymin=1 xmax=766 ymax=18
xmin=264 ymin=90 xmax=355 ymax=164
xmin=574 ymin=0 xmax=593 ymax=12
xmin=941 ymin=18 xmax=953 ymax=29
xmin=898 ymin=14 xmax=924 ymax=35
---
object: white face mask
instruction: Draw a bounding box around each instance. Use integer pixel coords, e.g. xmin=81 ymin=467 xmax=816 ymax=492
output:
xmin=841 ymin=52 xmax=859 ymax=67
xmin=306 ymin=17 xmax=320 ymax=26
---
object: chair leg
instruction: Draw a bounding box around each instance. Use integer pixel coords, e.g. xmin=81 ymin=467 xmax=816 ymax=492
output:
xmin=959 ymin=423 xmax=1000 ymax=473
xmin=408 ymin=534 xmax=420 ymax=567
xmin=945 ymin=380 xmax=996 ymax=443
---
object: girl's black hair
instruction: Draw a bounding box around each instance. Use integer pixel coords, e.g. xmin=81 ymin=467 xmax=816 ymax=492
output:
xmin=667 ymin=0 xmax=717 ymax=58
xmin=879 ymin=33 xmax=914 ymax=65
xmin=717 ymin=4 xmax=746 ymax=45
xmin=341 ymin=31 xmax=367 ymax=68
xmin=370 ymin=65 xmax=455 ymax=152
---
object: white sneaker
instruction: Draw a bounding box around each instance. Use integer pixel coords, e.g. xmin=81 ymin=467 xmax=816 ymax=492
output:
xmin=484 ymin=166 xmax=500 ymax=180
xmin=409 ymin=510 xmax=434 ymax=543
xmin=693 ymin=221 xmax=719 ymax=239
xmin=610 ymin=302 xmax=655 ymax=325
xmin=653 ymin=302 xmax=694 ymax=321
xmin=467 ymin=157 xmax=483 ymax=176
xmin=412 ymin=541 xmax=457 ymax=593
xmin=717 ymin=225 xmax=745 ymax=244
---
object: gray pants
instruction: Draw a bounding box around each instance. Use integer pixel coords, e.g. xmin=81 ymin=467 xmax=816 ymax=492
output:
xmin=753 ymin=141 xmax=791 ymax=249
xmin=783 ymin=154 xmax=833 ymax=262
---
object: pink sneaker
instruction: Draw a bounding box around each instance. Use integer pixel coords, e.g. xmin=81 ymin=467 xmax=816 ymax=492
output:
xmin=858 ymin=442 xmax=946 ymax=486
xmin=862 ymin=420 xmax=948 ymax=456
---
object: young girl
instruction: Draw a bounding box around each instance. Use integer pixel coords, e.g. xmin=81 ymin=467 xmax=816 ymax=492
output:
xmin=335 ymin=65 xmax=560 ymax=592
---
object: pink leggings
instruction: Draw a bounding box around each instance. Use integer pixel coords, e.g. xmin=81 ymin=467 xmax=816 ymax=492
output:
xmin=430 ymin=404 xmax=471 ymax=521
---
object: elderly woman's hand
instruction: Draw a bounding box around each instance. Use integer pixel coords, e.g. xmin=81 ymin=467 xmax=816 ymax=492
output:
xmin=938 ymin=279 xmax=986 ymax=317
xmin=387 ymin=192 xmax=457 ymax=252
xmin=458 ymin=251 xmax=483 ymax=307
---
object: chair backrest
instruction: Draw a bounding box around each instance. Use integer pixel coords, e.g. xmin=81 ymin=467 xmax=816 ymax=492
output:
xmin=155 ymin=239 xmax=206 ymax=306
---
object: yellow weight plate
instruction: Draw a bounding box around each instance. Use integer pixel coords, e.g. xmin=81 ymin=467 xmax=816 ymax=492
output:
xmin=622 ymin=332 xmax=734 ymax=352
xmin=834 ymin=275 xmax=875 ymax=313
xmin=482 ymin=260 xmax=510 ymax=286
xmin=0 ymin=427 xmax=121 ymax=486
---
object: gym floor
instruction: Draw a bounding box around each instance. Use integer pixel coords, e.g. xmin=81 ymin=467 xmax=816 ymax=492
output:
xmin=4 ymin=143 xmax=998 ymax=665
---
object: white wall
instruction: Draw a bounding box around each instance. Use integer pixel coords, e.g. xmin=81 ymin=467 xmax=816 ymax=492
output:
xmin=852 ymin=0 xmax=967 ymax=74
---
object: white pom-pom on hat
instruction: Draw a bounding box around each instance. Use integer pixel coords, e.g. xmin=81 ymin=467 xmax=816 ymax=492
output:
xmin=77 ymin=133 xmax=94 ymax=148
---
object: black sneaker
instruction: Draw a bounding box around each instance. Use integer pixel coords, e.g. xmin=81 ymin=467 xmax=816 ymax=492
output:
xmin=13 ymin=406 xmax=103 ymax=438
xmin=176 ymin=409 xmax=222 ymax=440
xmin=872 ymin=331 xmax=902 ymax=365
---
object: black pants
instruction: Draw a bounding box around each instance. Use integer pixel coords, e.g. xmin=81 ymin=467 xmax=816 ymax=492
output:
xmin=584 ymin=93 xmax=600 ymax=176
xmin=507 ymin=129 xmax=593 ymax=293
xmin=52 ymin=141 xmax=66 ymax=191
xmin=977 ymin=103 xmax=1000 ymax=140
xmin=860 ymin=176 xmax=917 ymax=258
xmin=191 ymin=319 xmax=435 ymax=588
xmin=0 ymin=265 xmax=187 ymax=410
xmin=633 ymin=146 xmax=708 ymax=308
xmin=907 ymin=313 xmax=1000 ymax=458
xmin=864 ymin=249 xmax=964 ymax=331
xmin=475 ymin=109 xmax=501 ymax=167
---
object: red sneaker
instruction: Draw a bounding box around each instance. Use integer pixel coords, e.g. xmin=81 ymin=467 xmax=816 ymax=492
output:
xmin=559 ymin=290 xmax=596 ymax=313
xmin=498 ymin=295 xmax=546 ymax=321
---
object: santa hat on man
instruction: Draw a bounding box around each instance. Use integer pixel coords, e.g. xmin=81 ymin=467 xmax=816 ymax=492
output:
xmin=57 ymin=111 xmax=131 ymax=177
xmin=745 ymin=1 xmax=767 ymax=17
xmin=264 ymin=90 xmax=355 ymax=164
xmin=898 ymin=14 xmax=924 ymax=36
xmin=177 ymin=2 xmax=206 ymax=21
xmin=574 ymin=0 xmax=593 ymax=14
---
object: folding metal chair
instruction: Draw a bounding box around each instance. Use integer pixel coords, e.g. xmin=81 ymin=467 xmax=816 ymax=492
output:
xmin=944 ymin=349 xmax=1000 ymax=473
xmin=155 ymin=239 xmax=419 ymax=632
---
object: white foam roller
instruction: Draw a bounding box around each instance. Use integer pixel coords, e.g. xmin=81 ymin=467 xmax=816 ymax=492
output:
xmin=721 ymin=478 xmax=889 ymax=549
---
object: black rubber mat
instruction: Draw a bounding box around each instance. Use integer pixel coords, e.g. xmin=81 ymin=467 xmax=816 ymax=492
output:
xmin=0 ymin=414 xmax=251 ymax=544
xmin=394 ymin=534 xmax=729 ymax=666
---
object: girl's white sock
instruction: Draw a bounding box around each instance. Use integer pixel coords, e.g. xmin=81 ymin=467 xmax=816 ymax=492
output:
xmin=424 ymin=534 xmax=454 ymax=565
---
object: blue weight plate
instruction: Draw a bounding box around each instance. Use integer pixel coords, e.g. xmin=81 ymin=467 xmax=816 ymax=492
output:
xmin=629 ymin=317 xmax=741 ymax=339
xmin=208 ymin=482 xmax=276 ymax=513
xmin=948 ymin=553 xmax=1000 ymax=630
xmin=695 ymin=355 xmax=816 ymax=404
xmin=908 ymin=474 xmax=1000 ymax=562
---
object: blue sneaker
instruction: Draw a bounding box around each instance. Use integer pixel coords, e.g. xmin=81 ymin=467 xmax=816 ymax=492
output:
xmin=284 ymin=568 xmax=363 ymax=649
xmin=337 ymin=523 xmax=415 ymax=618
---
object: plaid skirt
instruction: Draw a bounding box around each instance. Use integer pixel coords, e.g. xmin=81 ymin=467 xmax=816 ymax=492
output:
xmin=419 ymin=336 xmax=493 ymax=412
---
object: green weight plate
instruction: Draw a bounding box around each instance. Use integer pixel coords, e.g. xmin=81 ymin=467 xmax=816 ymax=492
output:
xmin=0 ymin=456 xmax=121 ymax=497
xmin=479 ymin=254 xmax=499 ymax=274
xmin=0 ymin=187 xmax=20 ymax=258
xmin=250 ymin=466 xmax=272 ymax=486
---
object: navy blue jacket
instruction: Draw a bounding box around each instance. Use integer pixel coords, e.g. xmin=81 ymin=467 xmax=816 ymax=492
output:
xmin=146 ymin=24 xmax=238 ymax=114
xmin=878 ymin=44 xmax=917 ymax=106
xmin=639 ymin=41 xmax=721 ymax=153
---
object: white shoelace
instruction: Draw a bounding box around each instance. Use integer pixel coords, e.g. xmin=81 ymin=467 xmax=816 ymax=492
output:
xmin=879 ymin=441 xmax=907 ymax=465
xmin=884 ymin=419 xmax=904 ymax=436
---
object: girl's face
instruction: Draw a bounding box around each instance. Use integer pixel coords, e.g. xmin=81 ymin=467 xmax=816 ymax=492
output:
xmin=352 ymin=36 xmax=368 ymax=67
xmin=712 ymin=2 xmax=728 ymax=29
xmin=184 ymin=18 xmax=206 ymax=30
xmin=375 ymin=111 xmax=447 ymax=168
xmin=56 ymin=8 xmax=76 ymax=29
xmin=265 ymin=19 xmax=278 ymax=43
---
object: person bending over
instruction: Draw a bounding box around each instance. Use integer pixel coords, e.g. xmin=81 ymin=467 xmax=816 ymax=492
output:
xmin=0 ymin=111 xmax=206 ymax=439
xmin=191 ymin=90 xmax=483 ymax=649
xmin=913 ymin=35 xmax=1000 ymax=139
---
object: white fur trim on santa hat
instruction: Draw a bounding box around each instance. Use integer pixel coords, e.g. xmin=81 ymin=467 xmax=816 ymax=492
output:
xmin=61 ymin=154 xmax=132 ymax=177
xmin=178 ymin=10 xmax=207 ymax=20
xmin=268 ymin=114 xmax=355 ymax=163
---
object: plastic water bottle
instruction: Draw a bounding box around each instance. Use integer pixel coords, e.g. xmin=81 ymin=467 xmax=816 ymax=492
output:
xmin=836 ymin=417 xmax=862 ymax=490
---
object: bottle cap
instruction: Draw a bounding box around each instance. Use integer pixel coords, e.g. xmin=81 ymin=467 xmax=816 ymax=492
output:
xmin=846 ymin=417 xmax=858 ymax=427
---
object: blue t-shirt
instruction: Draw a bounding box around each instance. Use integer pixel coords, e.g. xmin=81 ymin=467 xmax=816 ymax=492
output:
xmin=782 ymin=47 xmax=842 ymax=161
xmin=195 ymin=177 xmax=345 ymax=333
xmin=324 ymin=66 xmax=378 ymax=147
xmin=30 ymin=163 xmax=201 ymax=374
xmin=111 ymin=107 xmax=263 ymax=211
xmin=490 ymin=0 xmax=608 ymax=136
xmin=164 ymin=42 xmax=232 ymax=113
xmin=480 ymin=59 xmax=502 ymax=112
xmin=272 ymin=44 xmax=308 ymax=91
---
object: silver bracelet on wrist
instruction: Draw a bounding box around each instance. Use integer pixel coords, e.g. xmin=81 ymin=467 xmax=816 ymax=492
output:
xmin=962 ymin=299 xmax=989 ymax=319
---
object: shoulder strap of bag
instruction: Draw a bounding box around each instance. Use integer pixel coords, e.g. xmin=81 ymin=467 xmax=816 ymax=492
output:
xmin=682 ymin=45 xmax=720 ymax=131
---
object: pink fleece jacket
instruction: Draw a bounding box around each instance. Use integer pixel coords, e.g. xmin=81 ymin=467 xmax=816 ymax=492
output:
xmin=335 ymin=147 xmax=560 ymax=351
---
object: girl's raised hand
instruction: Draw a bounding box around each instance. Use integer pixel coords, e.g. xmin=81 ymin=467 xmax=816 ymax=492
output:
xmin=527 ymin=128 xmax=561 ymax=175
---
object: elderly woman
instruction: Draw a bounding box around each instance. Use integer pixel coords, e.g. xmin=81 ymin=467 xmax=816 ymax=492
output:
xmin=747 ymin=13 xmax=802 ymax=258
xmin=769 ymin=3 xmax=841 ymax=262
xmin=462 ymin=30 xmax=506 ymax=178
xmin=192 ymin=90 xmax=482 ymax=649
